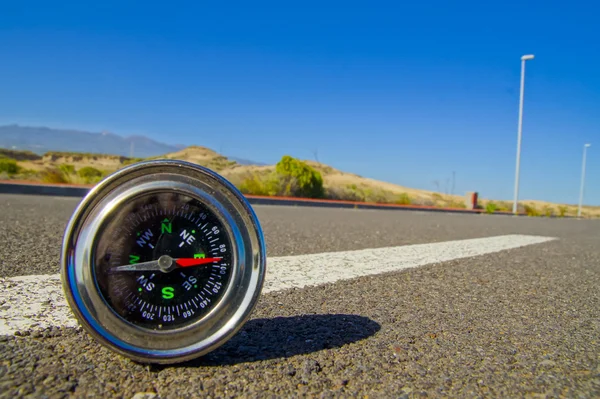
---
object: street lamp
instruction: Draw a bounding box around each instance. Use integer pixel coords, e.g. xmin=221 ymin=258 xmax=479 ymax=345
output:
xmin=577 ymin=143 xmax=591 ymax=218
xmin=512 ymin=54 xmax=535 ymax=214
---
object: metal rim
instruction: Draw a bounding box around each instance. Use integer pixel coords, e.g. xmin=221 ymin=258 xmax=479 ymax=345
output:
xmin=60 ymin=160 xmax=266 ymax=364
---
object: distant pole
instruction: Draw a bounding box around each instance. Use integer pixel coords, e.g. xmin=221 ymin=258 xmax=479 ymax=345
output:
xmin=577 ymin=144 xmax=591 ymax=218
xmin=451 ymin=171 xmax=456 ymax=195
xmin=512 ymin=54 xmax=535 ymax=214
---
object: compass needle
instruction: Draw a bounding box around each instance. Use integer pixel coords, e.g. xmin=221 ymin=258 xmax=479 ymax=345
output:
xmin=60 ymin=160 xmax=266 ymax=364
xmin=109 ymin=256 xmax=223 ymax=272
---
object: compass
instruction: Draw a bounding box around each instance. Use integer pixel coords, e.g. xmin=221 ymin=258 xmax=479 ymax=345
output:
xmin=60 ymin=159 xmax=266 ymax=364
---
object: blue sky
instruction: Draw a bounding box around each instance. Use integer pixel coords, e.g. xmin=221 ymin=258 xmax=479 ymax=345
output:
xmin=1 ymin=1 xmax=598 ymax=205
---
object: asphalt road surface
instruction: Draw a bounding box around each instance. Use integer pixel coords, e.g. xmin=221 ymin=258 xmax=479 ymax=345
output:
xmin=1 ymin=194 xmax=599 ymax=398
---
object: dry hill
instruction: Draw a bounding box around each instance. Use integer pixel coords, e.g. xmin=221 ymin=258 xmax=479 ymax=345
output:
xmin=0 ymin=146 xmax=597 ymax=218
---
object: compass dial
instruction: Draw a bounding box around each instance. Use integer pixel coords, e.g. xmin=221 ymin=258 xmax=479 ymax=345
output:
xmin=94 ymin=191 xmax=233 ymax=330
xmin=61 ymin=160 xmax=266 ymax=364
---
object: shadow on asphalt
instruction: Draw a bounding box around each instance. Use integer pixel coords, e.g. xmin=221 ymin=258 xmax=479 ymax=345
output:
xmin=154 ymin=314 xmax=381 ymax=369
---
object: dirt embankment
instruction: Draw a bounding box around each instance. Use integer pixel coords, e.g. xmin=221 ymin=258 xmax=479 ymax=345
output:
xmin=41 ymin=152 xmax=128 ymax=169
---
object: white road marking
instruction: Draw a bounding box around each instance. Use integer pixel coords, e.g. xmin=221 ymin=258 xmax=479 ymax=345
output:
xmin=0 ymin=234 xmax=556 ymax=335
xmin=262 ymin=234 xmax=556 ymax=292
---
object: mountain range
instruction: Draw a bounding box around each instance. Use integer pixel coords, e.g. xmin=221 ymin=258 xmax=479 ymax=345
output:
xmin=0 ymin=124 xmax=264 ymax=165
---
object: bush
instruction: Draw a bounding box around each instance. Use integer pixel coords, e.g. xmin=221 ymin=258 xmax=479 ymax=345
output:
xmin=0 ymin=158 xmax=20 ymax=175
xmin=78 ymin=166 xmax=104 ymax=183
xmin=238 ymin=173 xmax=280 ymax=196
xmin=524 ymin=204 xmax=540 ymax=217
xmin=59 ymin=164 xmax=76 ymax=175
xmin=395 ymin=193 xmax=412 ymax=205
xmin=543 ymin=206 xmax=554 ymax=217
xmin=485 ymin=202 xmax=497 ymax=214
xmin=41 ymin=169 xmax=68 ymax=184
xmin=496 ymin=201 xmax=512 ymax=212
xmin=275 ymin=155 xmax=324 ymax=198
xmin=558 ymin=206 xmax=568 ymax=217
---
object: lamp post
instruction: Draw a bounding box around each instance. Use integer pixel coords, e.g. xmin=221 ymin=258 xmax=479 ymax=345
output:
xmin=577 ymin=143 xmax=591 ymax=218
xmin=512 ymin=54 xmax=535 ymax=214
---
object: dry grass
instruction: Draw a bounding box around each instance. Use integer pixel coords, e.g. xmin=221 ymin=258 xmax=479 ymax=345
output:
xmin=4 ymin=146 xmax=599 ymax=218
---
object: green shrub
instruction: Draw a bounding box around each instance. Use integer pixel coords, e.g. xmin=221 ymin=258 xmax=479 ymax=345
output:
xmin=275 ymin=155 xmax=324 ymax=198
xmin=395 ymin=193 xmax=412 ymax=205
xmin=496 ymin=201 xmax=512 ymax=212
xmin=543 ymin=206 xmax=554 ymax=217
xmin=558 ymin=206 xmax=568 ymax=217
xmin=0 ymin=158 xmax=20 ymax=175
xmin=524 ymin=204 xmax=540 ymax=217
xmin=77 ymin=166 xmax=104 ymax=183
xmin=41 ymin=169 xmax=68 ymax=184
xmin=485 ymin=202 xmax=497 ymax=214
xmin=238 ymin=173 xmax=280 ymax=196
xmin=59 ymin=164 xmax=76 ymax=175
xmin=78 ymin=166 xmax=102 ymax=178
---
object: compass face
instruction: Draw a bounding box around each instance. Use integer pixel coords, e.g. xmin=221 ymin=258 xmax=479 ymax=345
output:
xmin=61 ymin=160 xmax=266 ymax=364
xmin=94 ymin=191 xmax=234 ymax=330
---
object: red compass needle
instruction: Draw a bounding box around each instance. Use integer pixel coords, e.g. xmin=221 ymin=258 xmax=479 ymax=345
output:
xmin=175 ymin=257 xmax=223 ymax=267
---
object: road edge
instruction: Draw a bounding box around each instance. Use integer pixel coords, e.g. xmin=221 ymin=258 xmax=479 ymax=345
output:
xmin=0 ymin=180 xmax=525 ymax=216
